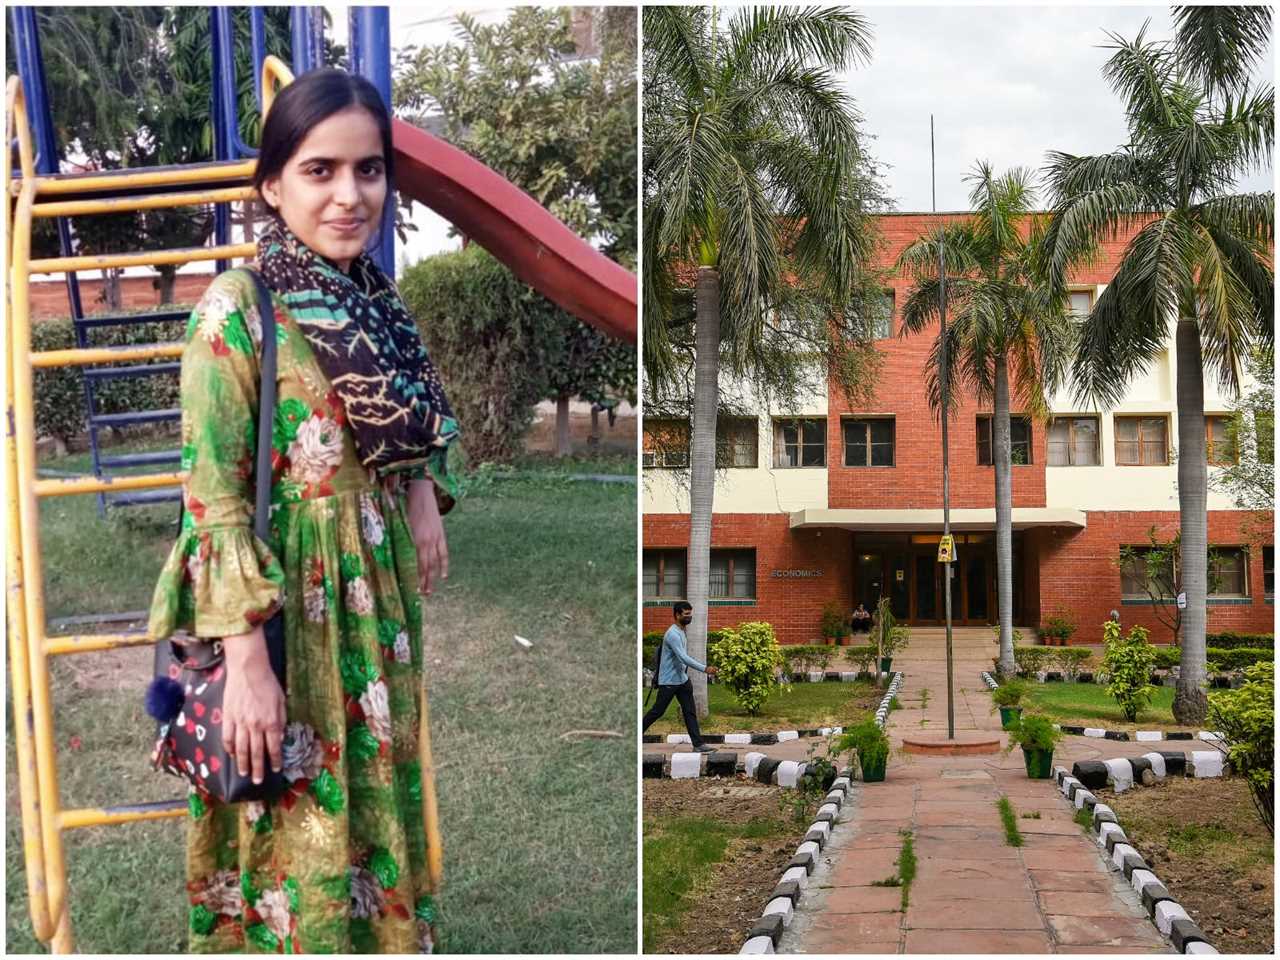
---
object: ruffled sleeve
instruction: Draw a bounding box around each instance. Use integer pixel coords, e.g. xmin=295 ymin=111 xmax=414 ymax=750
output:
xmin=148 ymin=270 xmax=285 ymax=640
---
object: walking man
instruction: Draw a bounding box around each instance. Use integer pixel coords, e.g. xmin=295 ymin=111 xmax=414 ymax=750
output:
xmin=642 ymin=601 xmax=718 ymax=752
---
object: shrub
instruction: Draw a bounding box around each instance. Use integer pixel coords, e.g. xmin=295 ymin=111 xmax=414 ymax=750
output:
xmin=820 ymin=601 xmax=850 ymax=644
xmin=1207 ymin=661 xmax=1273 ymax=834
xmin=990 ymin=679 xmax=1027 ymax=708
xmin=1101 ymin=621 xmax=1157 ymax=722
xmin=1011 ymin=646 xmax=1051 ymax=677
xmin=834 ymin=719 xmax=889 ymax=771
xmin=711 ymin=621 xmax=785 ymax=715
xmin=1039 ymin=610 xmax=1077 ymax=644
xmin=1207 ymin=647 xmax=1272 ymax=672
xmin=1153 ymin=646 xmax=1181 ymax=671
xmin=1052 ymin=647 xmax=1093 ymax=680
xmin=1206 ymin=632 xmax=1274 ymax=650
xmin=883 ymin=624 xmax=911 ymax=659
xmin=844 ymin=644 xmax=877 ymax=676
xmin=1004 ymin=714 xmax=1063 ymax=752
xmin=32 ymin=314 xmax=186 ymax=444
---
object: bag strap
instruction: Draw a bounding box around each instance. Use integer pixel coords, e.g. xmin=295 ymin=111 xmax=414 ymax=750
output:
xmin=243 ymin=267 xmax=278 ymax=541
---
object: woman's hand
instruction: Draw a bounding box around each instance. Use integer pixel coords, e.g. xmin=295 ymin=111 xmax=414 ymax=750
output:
xmin=222 ymin=626 xmax=287 ymax=784
xmin=406 ymin=477 xmax=448 ymax=596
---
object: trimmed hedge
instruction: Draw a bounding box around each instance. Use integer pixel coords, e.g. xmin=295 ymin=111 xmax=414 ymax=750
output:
xmin=1152 ymin=646 xmax=1272 ymax=671
xmin=1207 ymin=631 xmax=1273 ymax=650
xmin=32 ymin=314 xmax=187 ymax=443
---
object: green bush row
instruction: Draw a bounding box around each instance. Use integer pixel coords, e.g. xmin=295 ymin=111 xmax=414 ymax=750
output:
xmin=1206 ymin=631 xmax=1274 ymax=650
xmin=32 ymin=315 xmax=188 ymax=443
xmin=1151 ymin=646 xmax=1271 ymax=672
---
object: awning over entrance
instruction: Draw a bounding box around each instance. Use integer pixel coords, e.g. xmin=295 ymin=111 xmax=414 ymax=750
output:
xmin=788 ymin=507 xmax=1087 ymax=531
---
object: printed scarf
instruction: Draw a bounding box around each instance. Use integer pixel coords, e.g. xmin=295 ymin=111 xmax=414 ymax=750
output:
xmin=256 ymin=220 xmax=460 ymax=497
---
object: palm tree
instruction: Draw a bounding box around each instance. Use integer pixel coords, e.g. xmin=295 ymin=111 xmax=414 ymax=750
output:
xmin=1041 ymin=9 xmax=1274 ymax=723
xmin=897 ymin=164 xmax=1075 ymax=677
xmin=644 ymin=6 xmax=882 ymax=714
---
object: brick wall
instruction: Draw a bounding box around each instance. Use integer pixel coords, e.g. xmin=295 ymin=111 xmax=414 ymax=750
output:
xmin=1034 ymin=510 xmax=1273 ymax=643
xmin=28 ymin=274 xmax=211 ymax=321
xmin=645 ymin=509 xmax=1273 ymax=646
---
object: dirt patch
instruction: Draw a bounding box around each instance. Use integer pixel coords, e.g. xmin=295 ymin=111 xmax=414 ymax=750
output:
xmin=1102 ymin=776 xmax=1272 ymax=954
xmin=645 ymin=778 xmax=814 ymax=954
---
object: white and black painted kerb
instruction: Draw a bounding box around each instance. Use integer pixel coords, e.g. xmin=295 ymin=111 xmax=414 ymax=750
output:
xmin=1053 ymin=765 xmax=1218 ymax=953
xmin=734 ymin=673 xmax=901 ymax=954
xmin=643 ymin=727 xmax=840 ymax=746
xmin=981 ymin=673 xmax=1226 ymax=744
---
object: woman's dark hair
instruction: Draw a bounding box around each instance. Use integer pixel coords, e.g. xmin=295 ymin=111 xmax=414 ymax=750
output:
xmin=253 ymin=68 xmax=393 ymax=215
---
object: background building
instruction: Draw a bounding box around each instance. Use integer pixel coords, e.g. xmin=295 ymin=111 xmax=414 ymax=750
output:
xmin=642 ymin=213 xmax=1274 ymax=644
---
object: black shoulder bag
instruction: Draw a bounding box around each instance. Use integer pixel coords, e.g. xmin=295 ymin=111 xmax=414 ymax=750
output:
xmin=146 ymin=268 xmax=288 ymax=804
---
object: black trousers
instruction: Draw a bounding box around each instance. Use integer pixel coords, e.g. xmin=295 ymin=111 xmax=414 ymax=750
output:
xmin=642 ymin=679 xmax=705 ymax=747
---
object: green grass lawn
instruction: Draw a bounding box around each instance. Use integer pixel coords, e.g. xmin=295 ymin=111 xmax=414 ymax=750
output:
xmin=642 ymin=814 xmax=790 ymax=952
xmin=645 ymin=679 xmax=880 ymax=733
xmin=8 ymin=444 xmax=636 ymax=953
xmin=1021 ymin=681 xmax=1189 ymax=731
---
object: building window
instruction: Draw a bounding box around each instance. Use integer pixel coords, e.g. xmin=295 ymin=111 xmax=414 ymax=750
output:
xmin=642 ymin=418 xmax=689 ymax=468
xmin=868 ymin=290 xmax=895 ymax=339
xmin=1205 ymin=415 xmax=1237 ymax=465
xmin=716 ymin=417 xmax=758 ymax=468
xmin=843 ymin=418 xmax=895 ymax=466
xmin=1115 ymin=416 xmax=1168 ymax=466
xmin=1047 ymin=415 xmax=1101 ymax=466
xmin=977 ymin=415 xmax=1032 ymax=466
xmin=774 ymin=418 xmax=826 ymax=467
xmin=1068 ymin=289 xmax=1095 ymax=320
xmin=1264 ymin=546 xmax=1274 ymax=599
xmin=710 ymin=548 xmax=756 ymax=599
xmin=643 ymin=549 xmax=686 ymax=599
xmin=1120 ymin=547 xmax=1175 ymax=599
xmin=1209 ymin=547 xmax=1248 ymax=598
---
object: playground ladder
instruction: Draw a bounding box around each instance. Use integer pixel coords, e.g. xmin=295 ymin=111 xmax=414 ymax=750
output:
xmin=6 ymin=59 xmax=442 ymax=954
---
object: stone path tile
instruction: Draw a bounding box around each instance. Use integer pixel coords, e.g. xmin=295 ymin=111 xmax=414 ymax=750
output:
xmin=819 ymin=884 xmax=903 ymax=914
xmin=913 ymin=857 xmax=1016 ymax=883
xmin=800 ymin=911 xmax=902 ymax=945
xmin=902 ymin=930 xmax=1053 ymax=953
xmin=906 ymin=877 xmax=1036 ymax=901
xmin=1039 ymin=890 xmax=1145 ymax=918
xmin=826 ymin=847 xmax=901 ymax=886
xmin=905 ymin=897 xmax=1045 ymax=930
xmin=1028 ymin=869 xmax=1111 ymax=891
xmin=1047 ymin=914 xmax=1167 ymax=948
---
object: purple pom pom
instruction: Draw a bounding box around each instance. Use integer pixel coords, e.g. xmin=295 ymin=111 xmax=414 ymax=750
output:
xmin=145 ymin=676 xmax=185 ymax=723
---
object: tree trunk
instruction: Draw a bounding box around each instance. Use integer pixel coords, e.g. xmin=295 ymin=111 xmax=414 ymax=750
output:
xmin=156 ymin=266 xmax=176 ymax=306
xmin=994 ymin=353 xmax=1016 ymax=676
xmin=555 ymin=395 xmax=572 ymax=457
xmin=589 ymin=406 xmax=601 ymax=446
xmin=103 ymin=269 xmax=123 ymax=311
xmin=1173 ymin=318 xmax=1209 ymax=723
xmin=687 ymin=266 xmax=722 ymax=718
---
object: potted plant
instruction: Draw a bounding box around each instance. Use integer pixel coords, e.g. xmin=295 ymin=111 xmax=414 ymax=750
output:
xmin=989 ymin=679 xmax=1027 ymax=730
xmin=820 ymin=601 xmax=851 ymax=646
xmin=1038 ymin=610 xmax=1077 ymax=648
xmin=872 ymin=597 xmax=898 ymax=676
xmin=835 ymin=719 xmax=891 ymax=782
xmin=1004 ymin=713 xmax=1063 ymax=779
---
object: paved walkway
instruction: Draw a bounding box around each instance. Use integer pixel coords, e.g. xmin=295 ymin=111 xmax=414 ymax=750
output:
xmin=782 ymin=629 xmax=1171 ymax=954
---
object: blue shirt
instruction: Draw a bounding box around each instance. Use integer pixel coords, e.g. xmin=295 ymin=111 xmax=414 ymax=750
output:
xmin=658 ymin=623 xmax=707 ymax=686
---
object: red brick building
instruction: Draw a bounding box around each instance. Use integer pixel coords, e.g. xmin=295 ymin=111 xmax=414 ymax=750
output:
xmin=642 ymin=213 xmax=1274 ymax=644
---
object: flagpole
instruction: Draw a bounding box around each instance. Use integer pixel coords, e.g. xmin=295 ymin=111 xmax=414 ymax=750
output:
xmin=932 ymin=115 xmax=955 ymax=741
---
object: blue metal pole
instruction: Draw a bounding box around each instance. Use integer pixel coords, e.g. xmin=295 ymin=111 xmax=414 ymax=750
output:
xmin=251 ymin=7 xmax=267 ymax=110
xmin=349 ymin=6 xmax=395 ymax=274
xmin=213 ymin=7 xmax=259 ymax=159
xmin=209 ymin=8 xmax=231 ymax=273
xmin=291 ymin=6 xmax=324 ymax=75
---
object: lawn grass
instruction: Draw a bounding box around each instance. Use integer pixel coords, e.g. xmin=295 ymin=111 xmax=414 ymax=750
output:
xmin=1021 ymin=681 xmax=1189 ymax=731
xmin=645 ymin=679 xmax=879 ymax=733
xmin=8 ymin=447 xmax=636 ymax=954
xmin=642 ymin=814 xmax=790 ymax=952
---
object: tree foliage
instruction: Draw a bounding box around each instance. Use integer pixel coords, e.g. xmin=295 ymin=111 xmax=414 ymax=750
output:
xmin=1213 ymin=343 xmax=1274 ymax=522
xmin=1207 ymin=660 xmax=1273 ymax=834
xmin=1101 ymin=620 xmax=1158 ymax=722
xmin=709 ymin=621 xmax=785 ymax=716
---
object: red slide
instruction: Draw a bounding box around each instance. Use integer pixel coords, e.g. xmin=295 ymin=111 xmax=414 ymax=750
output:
xmin=392 ymin=119 xmax=636 ymax=344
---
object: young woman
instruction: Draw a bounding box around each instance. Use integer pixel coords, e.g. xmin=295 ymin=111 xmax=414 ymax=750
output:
xmin=148 ymin=69 xmax=456 ymax=954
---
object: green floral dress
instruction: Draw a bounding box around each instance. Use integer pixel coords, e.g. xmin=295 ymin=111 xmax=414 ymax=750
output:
xmin=148 ymin=268 xmax=441 ymax=954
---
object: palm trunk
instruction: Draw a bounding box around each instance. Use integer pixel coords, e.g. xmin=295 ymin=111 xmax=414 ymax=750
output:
xmin=994 ymin=354 xmax=1016 ymax=676
xmin=1173 ymin=318 xmax=1209 ymax=723
xmin=687 ymin=266 xmax=721 ymax=717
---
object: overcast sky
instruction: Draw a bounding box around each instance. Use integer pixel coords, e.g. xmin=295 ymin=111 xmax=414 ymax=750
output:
xmin=843 ymin=4 xmax=1274 ymax=211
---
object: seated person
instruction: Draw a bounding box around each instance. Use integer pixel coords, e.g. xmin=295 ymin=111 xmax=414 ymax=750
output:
xmin=850 ymin=602 xmax=872 ymax=633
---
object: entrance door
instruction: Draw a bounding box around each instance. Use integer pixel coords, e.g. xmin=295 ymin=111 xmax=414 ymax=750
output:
xmin=963 ymin=553 xmax=990 ymax=623
xmin=855 ymin=552 xmax=883 ymax=611
xmin=914 ymin=554 xmax=938 ymax=622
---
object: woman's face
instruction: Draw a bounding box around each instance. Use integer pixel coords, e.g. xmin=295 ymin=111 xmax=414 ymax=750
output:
xmin=260 ymin=105 xmax=388 ymax=272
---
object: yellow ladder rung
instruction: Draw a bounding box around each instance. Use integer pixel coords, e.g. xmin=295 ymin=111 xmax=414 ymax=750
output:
xmin=30 ymin=242 xmax=255 ymax=274
xmin=32 ymin=343 xmax=184 ymax=368
xmin=34 ymin=472 xmax=185 ymax=499
xmin=20 ymin=159 xmax=257 ymax=197
xmin=60 ymin=800 xmax=187 ymax=831
xmin=32 ymin=185 xmax=256 ymax=218
xmin=44 ymin=632 xmax=156 ymax=657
